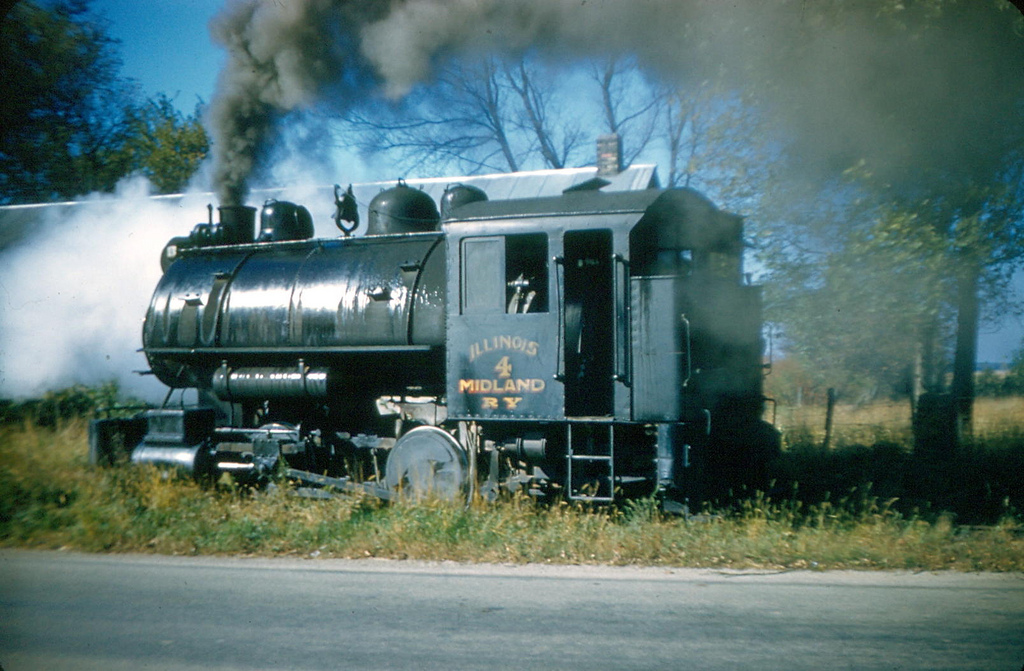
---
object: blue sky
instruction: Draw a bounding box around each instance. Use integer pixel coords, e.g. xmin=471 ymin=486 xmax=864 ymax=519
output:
xmin=92 ymin=0 xmax=222 ymax=110
xmin=85 ymin=0 xmax=1024 ymax=363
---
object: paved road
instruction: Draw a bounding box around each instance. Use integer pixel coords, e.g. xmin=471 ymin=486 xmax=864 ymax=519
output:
xmin=0 ymin=550 xmax=1022 ymax=670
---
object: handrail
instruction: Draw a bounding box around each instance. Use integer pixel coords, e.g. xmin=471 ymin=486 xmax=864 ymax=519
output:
xmin=611 ymin=253 xmax=630 ymax=385
xmin=553 ymin=255 xmax=565 ymax=381
xmin=680 ymin=312 xmax=692 ymax=388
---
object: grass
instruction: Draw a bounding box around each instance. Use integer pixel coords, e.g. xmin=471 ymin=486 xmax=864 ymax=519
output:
xmin=766 ymin=397 xmax=1024 ymax=524
xmin=772 ymin=395 xmax=1024 ymax=448
xmin=1 ymin=418 xmax=1022 ymax=571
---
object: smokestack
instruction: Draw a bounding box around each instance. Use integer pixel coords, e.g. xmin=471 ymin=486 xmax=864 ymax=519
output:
xmin=597 ymin=134 xmax=622 ymax=176
xmin=217 ymin=205 xmax=257 ymax=245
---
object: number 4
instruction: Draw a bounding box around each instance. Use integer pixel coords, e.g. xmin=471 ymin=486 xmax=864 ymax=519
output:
xmin=494 ymin=356 xmax=512 ymax=379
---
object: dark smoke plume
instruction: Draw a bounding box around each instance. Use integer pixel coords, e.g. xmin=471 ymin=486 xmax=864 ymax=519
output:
xmin=359 ymin=0 xmax=1024 ymax=186
xmin=207 ymin=0 xmax=1024 ymax=202
xmin=207 ymin=0 xmax=388 ymax=205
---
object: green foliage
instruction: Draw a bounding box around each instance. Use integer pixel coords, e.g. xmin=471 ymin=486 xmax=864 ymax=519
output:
xmin=763 ymin=200 xmax=952 ymax=400
xmin=754 ymin=2 xmax=1024 ymax=404
xmin=974 ymin=345 xmax=1024 ymax=397
xmin=0 ymin=1 xmax=209 ymax=203
xmin=1003 ymin=343 xmax=1024 ymax=395
xmin=764 ymin=357 xmax=833 ymax=406
xmin=761 ymin=162 xmax=1024 ymax=403
xmin=123 ymin=95 xmax=209 ymax=194
xmin=0 ymin=0 xmax=134 ymax=202
xmin=975 ymin=369 xmax=1017 ymax=398
xmin=0 ymin=382 xmax=144 ymax=426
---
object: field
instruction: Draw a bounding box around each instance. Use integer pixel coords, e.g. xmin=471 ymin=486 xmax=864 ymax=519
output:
xmin=765 ymin=397 xmax=1024 ymax=524
xmin=772 ymin=396 xmax=1024 ymax=447
xmin=1 ymin=397 xmax=1022 ymax=571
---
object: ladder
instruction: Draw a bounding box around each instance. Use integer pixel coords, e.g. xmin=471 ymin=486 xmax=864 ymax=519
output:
xmin=566 ymin=422 xmax=615 ymax=503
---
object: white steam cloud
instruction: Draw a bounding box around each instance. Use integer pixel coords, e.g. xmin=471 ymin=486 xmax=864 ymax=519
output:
xmin=0 ymin=179 xmax=213 ymax=401
xmin=0 ymin=166 xmax=365 ymax=402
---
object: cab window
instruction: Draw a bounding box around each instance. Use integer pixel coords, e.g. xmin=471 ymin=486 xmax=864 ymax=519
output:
xmin=461 ymin=233 xmax=548 ymax=314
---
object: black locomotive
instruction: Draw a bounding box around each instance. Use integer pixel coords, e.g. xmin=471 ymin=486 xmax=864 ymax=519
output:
xmin=91 ymin=179 xmax=777 ymax=507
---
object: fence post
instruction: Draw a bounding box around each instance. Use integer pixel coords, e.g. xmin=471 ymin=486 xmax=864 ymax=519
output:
xmin=822 ymin=387 xmax=837 ymax=450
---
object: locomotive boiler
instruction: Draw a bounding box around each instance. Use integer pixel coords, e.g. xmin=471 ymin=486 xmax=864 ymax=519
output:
xmin=91 ymin=179 xmax=778 ymax=507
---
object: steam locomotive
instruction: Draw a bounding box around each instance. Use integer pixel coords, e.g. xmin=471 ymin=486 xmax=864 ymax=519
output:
xmin=91 ymin=178 xmax=778 ymax=507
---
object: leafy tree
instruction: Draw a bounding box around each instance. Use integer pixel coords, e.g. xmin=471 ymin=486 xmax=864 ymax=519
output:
xmin=763 ymin=196 xmax=955 ymax=404
xmin=657 ymin=83 xmax=775 ymax=216
xmin=124 ymin=95 xmax=209 ymax=194
xmin=0 ymin=0 xmax=139 ymax=203
xmin=941 ymin=169 xmax=1024 ymax=434
xmin=763 ymin=158 xmax=1024 ymax=415
xmin=999 ymin=342 xmax=1024 ymax=396
xmin=0 ymin=1 xmax=209 ymax=203
xmin=755 ymin=1 xmax=1024 ymax=447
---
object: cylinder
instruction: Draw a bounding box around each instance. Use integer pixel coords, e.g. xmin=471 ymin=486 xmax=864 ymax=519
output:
xmin=145 ymin=234 xmax=445 ymax=350
xmin=131 ymin=443 xmax=212 ymax=477
xmin=498 ymin=435 xmax=547 ymax=463
xmin=212 ymin=363 xmax=329 ymax=400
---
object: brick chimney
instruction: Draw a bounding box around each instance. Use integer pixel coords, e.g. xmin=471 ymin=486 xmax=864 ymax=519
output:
xmin=596 ymin=133 xmax=622 ymax=176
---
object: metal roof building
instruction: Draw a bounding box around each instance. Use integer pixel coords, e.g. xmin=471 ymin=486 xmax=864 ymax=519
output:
xmin=0 ymin=164 xmax=660 ymax=250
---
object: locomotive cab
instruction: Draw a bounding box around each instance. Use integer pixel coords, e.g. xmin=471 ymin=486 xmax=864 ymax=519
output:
xmin=444 ymin=188 xmax=775 ymax=504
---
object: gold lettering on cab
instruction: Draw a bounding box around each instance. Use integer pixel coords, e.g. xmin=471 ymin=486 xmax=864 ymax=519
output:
xmin=460 ymin=346 xmax=545 ymax=412
xmin=458 ymin=378 xmax=546 ymax=394
xmin=468 ymin=335 xmax=539 ymax=362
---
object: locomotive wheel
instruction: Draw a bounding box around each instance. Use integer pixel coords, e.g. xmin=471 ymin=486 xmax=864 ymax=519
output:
xmin=385 ymin=426 xmax=469 ymax=501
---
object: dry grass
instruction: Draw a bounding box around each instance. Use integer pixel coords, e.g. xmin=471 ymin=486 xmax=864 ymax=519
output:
xmin=772 ymin=396 xmax=1024 ymax=448
xmin=970 ymin=396 xmax=1024 ymax=436
xmin=1 ymin=418 xmax=1022 ymax=570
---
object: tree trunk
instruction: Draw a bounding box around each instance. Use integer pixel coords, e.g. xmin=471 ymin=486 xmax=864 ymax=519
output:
xmin=910 ymin=343 xmax=923 ymax=423
xmin=950 ymin=261 xmax=981 ymax=448
xmin=921 ymin=317 xmax=941 ymax=394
